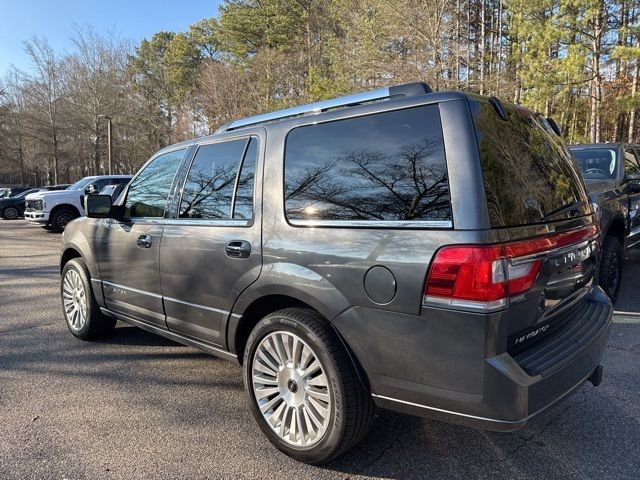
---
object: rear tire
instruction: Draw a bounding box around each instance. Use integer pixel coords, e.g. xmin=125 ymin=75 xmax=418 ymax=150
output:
xmin=599 ymin=235 xmax=623 ymax=302
xmin=244 ymin=308 xmax=375 ymax=464
xmin=1 ymin=206 xmax=21 ymax=220
xmin=61 ymin=258 xmax=116 ymax=340
xmin=51 ymin=208 xmax=77 ymax=232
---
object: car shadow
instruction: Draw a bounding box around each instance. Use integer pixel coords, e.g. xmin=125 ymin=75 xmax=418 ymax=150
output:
xmin=616 ymin=249 xmax=640 ymax=313
xmin=97 ymin=323 xmax=185 ymax=348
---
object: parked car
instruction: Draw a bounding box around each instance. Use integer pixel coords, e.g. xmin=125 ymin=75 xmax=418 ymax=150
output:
xmin=25 ymin=175 xmax=132 ymax=232
xmin=570 ymin=143 xmax=640 ymax=300
xmin=1 ymin=185 xmax=72 ymax=220
xmin=1 ymin=186 xmax=33 ymax=198
xmin=0 ymin=188 xmax=42 ymax=219
xmin=61 ymin=83 xmax=612 ymax=464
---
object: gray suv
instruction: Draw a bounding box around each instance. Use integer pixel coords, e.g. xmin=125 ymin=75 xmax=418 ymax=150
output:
xmin=60 ymin=83 xmax=613 ymax=464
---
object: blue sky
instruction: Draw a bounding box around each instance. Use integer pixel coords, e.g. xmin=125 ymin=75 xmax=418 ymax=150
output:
xmin=0 ymin=0 xmax=223 ymax=74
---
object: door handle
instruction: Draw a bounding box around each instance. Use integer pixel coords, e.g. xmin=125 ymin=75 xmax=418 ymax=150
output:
xmin=137 ymin=234 xmax=153 ymax=248
xmin=226 ymin=240 xmax=251 ymax=259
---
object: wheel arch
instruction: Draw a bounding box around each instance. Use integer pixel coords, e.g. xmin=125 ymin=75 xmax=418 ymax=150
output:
xmin=228 ymin=294 xmax=316 ymax=363
xmin=60 ymin=247 xmax=83 ymax=272
xmin=604 ymin=215 xmax=626 ymax=243
xmin=61 ymin=243 xmax=105 ymax=308
xmin=228 ymin=292 xmax=372 ymax=391
xmin=51 ymin=203 xmax=81 ymax=218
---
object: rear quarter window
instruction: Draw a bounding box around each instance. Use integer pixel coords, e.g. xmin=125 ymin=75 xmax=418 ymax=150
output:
xmin=284 ymin=105 xmax=452 ymax=224
xmin=471 ymin=100 xmax=588 ymax=227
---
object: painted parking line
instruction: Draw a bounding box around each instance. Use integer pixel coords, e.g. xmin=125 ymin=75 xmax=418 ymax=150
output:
xmin=612 ymin=312 xmax=640 ymax=323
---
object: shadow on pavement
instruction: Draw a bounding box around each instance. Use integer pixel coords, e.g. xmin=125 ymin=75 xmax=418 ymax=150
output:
xmin=98 ymin=323 xmax=185 ymax=348
xmin=616 ymin=249 xmax=640 ymax=313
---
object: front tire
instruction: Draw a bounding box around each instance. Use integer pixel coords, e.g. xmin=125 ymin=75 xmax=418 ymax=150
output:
xmin=599 ymin=235 xmax=623 ymax=302
xmin=244 ymin=308 xmax=375 ymax=464
xmin=61 ymin=258 xmax=116 ymax=340
xmin=51 ymin=208 xmax=77 ymax=232
xmin=2 ymin=206 xmax=21 ymax=220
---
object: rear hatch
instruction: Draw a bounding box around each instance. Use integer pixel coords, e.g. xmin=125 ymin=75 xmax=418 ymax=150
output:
xmin=466 ymin=99 xmax=601 ymax=366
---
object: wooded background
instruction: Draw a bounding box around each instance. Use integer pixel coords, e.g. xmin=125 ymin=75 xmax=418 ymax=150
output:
xmin=0 ymin=0 xmax=638 ymax=186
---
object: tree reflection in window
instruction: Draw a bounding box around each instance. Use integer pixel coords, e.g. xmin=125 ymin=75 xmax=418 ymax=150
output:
xmin=284 ymin=105 xmax=451 ymax=222
xmin=472 ymin=101 xmax=586 ymax=227
xmin=124 ymin=149 xmax=185 ymax=218
xmin=233 ymin=137 xmax=257 ymax=219
xmin=179 ymin=139 xmax=249 ymax=219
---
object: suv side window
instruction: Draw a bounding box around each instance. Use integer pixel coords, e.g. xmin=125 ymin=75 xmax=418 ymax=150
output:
xmin=284 ymin=105 xmax=451 ymax=223
xmin=179 ymin=137 xmax=256 ymax=220
xmin=124 ymin=149 xmax=185 ymax=218
xmin=623 ymin=148 xmax=640 ymax=177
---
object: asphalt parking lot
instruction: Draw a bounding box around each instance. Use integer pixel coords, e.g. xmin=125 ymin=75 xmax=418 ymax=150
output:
xmin=1 ymin=220 xmax=639 ymax=480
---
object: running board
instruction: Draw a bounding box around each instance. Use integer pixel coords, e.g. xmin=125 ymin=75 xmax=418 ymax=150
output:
xmin=101 ymin=307 xmax=239 ymax=364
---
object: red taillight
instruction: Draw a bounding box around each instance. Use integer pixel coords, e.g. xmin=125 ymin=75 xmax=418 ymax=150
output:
xmin=425 ymin=246 xmax=506 ymax=302
xmin=424 ymin=225 xmax=597 ymax=312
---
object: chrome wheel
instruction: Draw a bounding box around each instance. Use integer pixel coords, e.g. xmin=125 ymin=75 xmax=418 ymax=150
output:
xmin=251 ymin=331 xmax=332 ymax=447
xmin=62 ymin=269 xmax=87 ymax=332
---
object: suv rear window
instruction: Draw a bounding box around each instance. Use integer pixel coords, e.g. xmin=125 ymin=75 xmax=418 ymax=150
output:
xmin=471 ymin=100 xmax=588 ymax=227
xmin=284 ymin=105 xmax=451 ymax=224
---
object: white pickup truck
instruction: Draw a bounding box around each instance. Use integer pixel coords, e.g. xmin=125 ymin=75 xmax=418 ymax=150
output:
xmin=25 ymin=175 xmax=132 ymax=231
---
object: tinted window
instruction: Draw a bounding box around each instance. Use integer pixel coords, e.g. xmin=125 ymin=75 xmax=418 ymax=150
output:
xmin=624 ymin=148 xmax=640 ymax=176
xmin=179 ymin=139 xmax=248 ymax=219
xmin=284 ymin=105 xmax=451 ymax=223
xmin=233 ymin=137 xmax=257 ymax=219
xmin=572 ymin=148 xmax=617 ymax=179
xmin=472 ymin=101 xmax=588 ymax=227
xmin=90 ymin=179 xmax=111 ymax=192
xmin=110 ymin=177 xmax=131 ymax=186
xmin=124 ymin=149 xmax=185 ymax=218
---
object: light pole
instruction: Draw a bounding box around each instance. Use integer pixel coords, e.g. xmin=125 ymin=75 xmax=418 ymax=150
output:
xmin=98 ymin=115 xmax=113 ymax=175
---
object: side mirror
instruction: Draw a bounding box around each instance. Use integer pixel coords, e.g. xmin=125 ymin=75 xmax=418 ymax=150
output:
xmin=86 ymin=194 xmax=113 ymax=218
xmin=85 ymin=184 xmax=98 ymax=195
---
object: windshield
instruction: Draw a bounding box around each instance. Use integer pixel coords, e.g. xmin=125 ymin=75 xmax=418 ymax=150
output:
xmin=13 ymin=190 xmax=36 ymax=199
xmin=67 ymin=178 xmax=94 ymax=191
xmin=571 ymin=148 xmax=617 ymax=180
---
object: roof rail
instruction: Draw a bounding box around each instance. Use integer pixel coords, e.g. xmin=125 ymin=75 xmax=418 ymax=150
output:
xmin=217 ymin=82 xmax=432 ymax=133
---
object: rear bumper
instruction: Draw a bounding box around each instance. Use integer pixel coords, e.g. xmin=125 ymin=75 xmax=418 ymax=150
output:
xmin=332 ymin=287 xmax=612 ymax=431
xmin=24 ymin=211 xmax=49 ymax=223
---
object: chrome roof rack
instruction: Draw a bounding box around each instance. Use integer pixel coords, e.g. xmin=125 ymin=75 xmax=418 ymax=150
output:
xmin=217 ymin=82 xmax=432 ymax=133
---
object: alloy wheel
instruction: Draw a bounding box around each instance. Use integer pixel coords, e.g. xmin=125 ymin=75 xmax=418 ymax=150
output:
xmin=62 ymin=269 xmax=87 ymax=332
xmin=251 ymin=331 xmax=332 ymax=447
xmin=57 ymin=213 xmax=73 ymax=230
xmin=4 ymin=207 xmax=19 ymax=220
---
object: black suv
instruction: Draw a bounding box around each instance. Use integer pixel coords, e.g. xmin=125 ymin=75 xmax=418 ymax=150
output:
xmin=571 ymin=143 xmax=640 ymax=300
xmin=60 ymin=83 xmax=612 ymax=464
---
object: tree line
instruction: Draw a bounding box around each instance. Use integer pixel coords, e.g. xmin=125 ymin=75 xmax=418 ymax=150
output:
xmin=0 ymin=0 xmax=638 ymax=186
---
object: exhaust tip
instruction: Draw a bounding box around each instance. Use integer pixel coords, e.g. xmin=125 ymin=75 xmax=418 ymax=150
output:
xmin=589 ymin=365 xmax=604 ymax=387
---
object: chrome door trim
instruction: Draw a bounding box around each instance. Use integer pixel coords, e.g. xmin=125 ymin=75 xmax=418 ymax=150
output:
xmin=161 ymin=219 xmax=251 ymax=227
xmin=163 ymin=296 xmax=231 ymax=316
xmin=102 ymin=280 xmax=163 ymax=299
xmin=288 ymin=219 xmax=453 ymax=229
